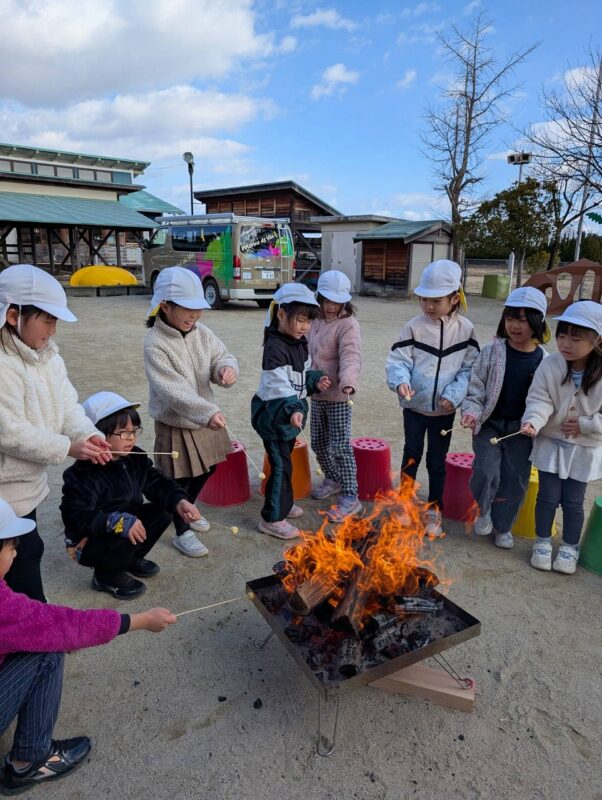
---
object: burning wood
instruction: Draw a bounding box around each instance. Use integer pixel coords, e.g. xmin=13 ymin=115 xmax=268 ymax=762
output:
xmin=337 ymin=638 xmax=363 ymax=677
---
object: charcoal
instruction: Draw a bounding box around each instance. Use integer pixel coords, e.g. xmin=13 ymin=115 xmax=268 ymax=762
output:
xmin=362 ymin=611 xmax=396 ymax=637
xmin=285 ymin=622 xmax=321 ymax=643
xmin=371 ymin=624 xmax=403 ymax=653
xmin=337 ymin=637 xmax=363 ymax=677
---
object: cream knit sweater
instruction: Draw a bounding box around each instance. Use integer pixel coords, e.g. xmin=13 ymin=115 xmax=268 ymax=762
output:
xmin=144 ymin=316 xmax=239 ymax=429
xmin=0 ymin=329 xmax=99 ymax=516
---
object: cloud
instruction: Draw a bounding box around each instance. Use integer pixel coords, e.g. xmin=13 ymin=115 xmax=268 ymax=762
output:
xmin=396 ymin=69 xmax=417 ymax=90
xmin=290 ymin=7 xmax=358 ymax=32
xmin=401 ymin=2 xmax=440 ymax=18
xmin=392 ymin=192 xmax=450 ymax=220
xmin=310 ymin=63 xmax=359 ymax=100
xmin=397 ymin=23 xmax=441 ymax=46
xmin=463 ymin=0 xmax=481 ymax=13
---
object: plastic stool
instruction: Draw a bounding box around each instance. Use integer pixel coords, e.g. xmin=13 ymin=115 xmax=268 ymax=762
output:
xmin=352 ymin=437 xmax=392 ymax=501
xmin=578 ymin=496 xmax=602 ymax=576
xmin=442 ymin=453 xmax=475 ymax=521
xmin=512 ymin=467 xmax=557 ymax=539
xmin=260 ymin=438 xmax=312 ymax=500
xmin=198 ymin=440 xmax=251 ymax=507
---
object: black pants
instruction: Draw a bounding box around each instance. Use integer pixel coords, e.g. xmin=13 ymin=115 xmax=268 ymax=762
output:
xmin=401 ymin=408 xmax=455 ymax=508
xmin=5 ymin=510 xmax=46 ymax=603
xmin=173 ymin=467 xmax=216 ymax=536
xmin=535 ymin=471 xmax=587 ymax=546
xmin=78 ymin=503 xmax=171 ymax=582
xmin=261 ymin=439 xmax=296 ymax=522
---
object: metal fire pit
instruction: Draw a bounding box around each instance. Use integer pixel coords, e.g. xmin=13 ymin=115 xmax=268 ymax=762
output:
xmin=246 ymin=574 xmax=480 ymax=755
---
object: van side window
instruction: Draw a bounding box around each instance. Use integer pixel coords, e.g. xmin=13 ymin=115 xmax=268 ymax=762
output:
xmin=172 ymin=225 xmax=227 ymax=252
xmin=240 ymin=225 xmax=280 ymax=255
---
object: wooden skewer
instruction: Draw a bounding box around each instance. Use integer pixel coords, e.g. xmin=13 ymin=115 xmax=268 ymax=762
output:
xmin=297 ymin=427 xmax=323 ymax=476
xmin=113 ymin=450 xmax=179 ymax=458
xmin=440 ymin=426 xmax=465 ymax=437
xmin=175 ymin=595 xmax=245 ymax=618
xmin=224 ymin=424 xmax=266 ymax=479
xmin=490 ymin=430 xmax=524 ymax=445
xmin=206 ymin=520 xmax=240 ymax=535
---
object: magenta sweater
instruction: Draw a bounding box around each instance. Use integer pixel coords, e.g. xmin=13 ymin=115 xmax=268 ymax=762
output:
xmin=0 ymin=579 xmax=122 ymax=666
xmin=308 ymin=316 xmax=362 ymax=403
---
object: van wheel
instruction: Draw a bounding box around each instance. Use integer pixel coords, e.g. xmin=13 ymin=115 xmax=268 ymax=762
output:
xmin=256 ymin=299 xmax=272 ymax=309
xmin=203 ymin=278 xmax=224 ymax=309
xmin=150 ymin=271 xmax=160 ymax=292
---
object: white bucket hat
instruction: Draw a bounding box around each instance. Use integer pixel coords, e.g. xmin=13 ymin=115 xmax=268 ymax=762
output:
xmin=0 ymin=498 xmax=36 ymax=541
xmin=82 ymin=391 xmax=141 ymax=426
xmin=0 ymin=264 xmax=77 ymax=327
xmin=504 ymin=287 xmax=547 ymax=316
xmin=317 ymin=270 xmax=352 ymax=303
xmin=146 ymin=266 xmax=210 ymax=317
xmin=414 ymin=260 xmax=462 ymax=298
xmin=264 ymin=282 xmax=319 ymax=326
xmin=554 ymin=301 xmax=602 ymax=336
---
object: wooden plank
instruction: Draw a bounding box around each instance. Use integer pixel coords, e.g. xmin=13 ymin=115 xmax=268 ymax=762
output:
xmin=369 ymin=662 xmax=475 ymax=712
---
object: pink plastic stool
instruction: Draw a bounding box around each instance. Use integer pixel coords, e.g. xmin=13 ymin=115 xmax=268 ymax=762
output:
xmin=198 ymin=440 xmax=251 ymax=507
xmin=352 ymin=437 xmax=392 ymax=501
xmin=442 ymin=452 xmax=475 ymax=520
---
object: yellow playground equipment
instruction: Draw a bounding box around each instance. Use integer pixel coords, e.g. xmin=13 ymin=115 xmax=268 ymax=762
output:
xmin=69 ymin=266 xmax=137 ymax=287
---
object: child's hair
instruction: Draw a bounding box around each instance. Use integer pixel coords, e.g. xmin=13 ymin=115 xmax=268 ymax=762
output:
xmin=95 ymin=407 xmax=142 ymax=438
xmin=316 ymin=292 xmax=356 ymax=319
xmin=263 ymin=301 xmax=319 ymax=344
xmin=0 ymin=538 xmax=18 ymax=552
xmin=557 ymin=321 xmax=602 ymax=395
xmin=496 ymin=306 xmax=546 ymax=343
xmin=145 ymin=301 xmax=176 ymax=328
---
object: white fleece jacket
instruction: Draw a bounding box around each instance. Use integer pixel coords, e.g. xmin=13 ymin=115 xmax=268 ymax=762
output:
xmin=0 ymin=329 xmax=99 ymax=516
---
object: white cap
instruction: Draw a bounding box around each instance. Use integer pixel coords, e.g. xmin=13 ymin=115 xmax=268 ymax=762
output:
xmin=82 ymin=391 xmax=141 ymax=426
xmin=414 ymin=260 xmax=462 ymax=298
xmin=273 ymin=282 xmax=320 ymax=307
xmin=146 ymin=266 xmax=210 ymax=316
xmin=317 ymin=270 xmax=352 ymax=303
xmin=0 ymin=264 xmax=77 ymax=327
xmin=553 ymin=301 xmax=602 ymax=336
xmin=505 ymin=287 xmax=547 ymax=316
xmin=0 ymin=498 xmax=36 ymax=540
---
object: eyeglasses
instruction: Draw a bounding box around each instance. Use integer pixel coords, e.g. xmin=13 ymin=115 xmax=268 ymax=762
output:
xmin=111 ymin=427 xmax=143 ymax=440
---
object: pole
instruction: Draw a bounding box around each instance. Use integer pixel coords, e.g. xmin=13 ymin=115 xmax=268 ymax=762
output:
xmin=188 ymin=162 xmax=194 ymax=216
xmin=574 ymin=57 xmax=602 ymax=262
xmin=518 ymin=162 xmax=524 ymax=184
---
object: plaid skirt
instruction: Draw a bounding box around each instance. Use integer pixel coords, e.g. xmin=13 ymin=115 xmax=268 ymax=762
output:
xmin=154 ymin=420 xmax=232 ymax=480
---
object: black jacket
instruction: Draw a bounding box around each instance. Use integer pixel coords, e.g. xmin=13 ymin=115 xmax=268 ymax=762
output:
xmin=61 ymin=447 xmax=188 ymax=545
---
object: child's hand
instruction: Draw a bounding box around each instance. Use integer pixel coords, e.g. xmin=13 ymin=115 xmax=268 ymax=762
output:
xmin=342 ymin=386 xmax=354 ymax=395
xmin=208 ymin=412 xmax=226 ymax=430
xmin=317 ymin=376 xmax=331 ymax=391
xmin=397 ymin=384 xmax=414 ymax=401
xmin=131 ymin=608 xmax=177 ymax=633
xmin=561 ymin=418 xmax=581 ymax=438
xmin=219 ymin=367 xmax=237 ymax=386
xmin=461 ymin=414 xmax=477 ymax=430
xmin=520 ymin=423 xmax=537 ymax=437
xmin=439 ymin=398 xmax=454 ymax=413
xmin=176 ymin=499 xmax=200 ymax=522
xmin=128 ymin=519 xmax=147 ymax=545
xmin=290 ymin=411 xmax=304 ymax=429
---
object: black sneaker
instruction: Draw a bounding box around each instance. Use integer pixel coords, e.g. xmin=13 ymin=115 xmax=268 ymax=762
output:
xmin=91 ymin=572 xmax=146 ymax=600
xmin=1 ymin=737 xmax=91 ymax=795
xmin=128 ymin=557 xmax=160 ymax=578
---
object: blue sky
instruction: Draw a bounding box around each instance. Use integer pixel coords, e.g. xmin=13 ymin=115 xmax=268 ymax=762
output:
xmin=0 ymin=0 xmax=599 ymax=221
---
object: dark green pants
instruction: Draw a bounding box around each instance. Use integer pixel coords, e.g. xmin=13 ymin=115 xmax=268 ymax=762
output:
xmin=262 ymin=439 xmax=296 ymax=522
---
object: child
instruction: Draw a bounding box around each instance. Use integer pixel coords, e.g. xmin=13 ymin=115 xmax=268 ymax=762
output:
xmin=461 ymin=287 xmax=549 ymax=548
xmin=0 ymin=264 xmax=111 ymax=602
xmin=0 ymin=497 xmax=176 ymax=795
xmin=385 ymin=260 xmax=479 ymax=537
xmin=251 ymin=283 xmax=330 ymax=539
xmin=521 ymin=300 xmax=602 ymax=574
xmin=144 ymin=267 xmax=239 ymax=558
xmin=61 ymin=392 xmax=201 ymax=600
xmin=308 ymin=270 xmax=362 ymax=521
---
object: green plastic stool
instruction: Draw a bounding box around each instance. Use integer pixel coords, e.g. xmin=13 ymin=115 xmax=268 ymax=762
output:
xmin=578 ymin=496 xmax=602 ymax=576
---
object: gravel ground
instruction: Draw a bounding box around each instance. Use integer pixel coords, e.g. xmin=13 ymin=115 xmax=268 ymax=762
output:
xmin=2 ymin=294 xmax=601 ymax=800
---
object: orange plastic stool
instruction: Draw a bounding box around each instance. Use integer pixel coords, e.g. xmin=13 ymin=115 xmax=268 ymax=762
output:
xmin=260 ymin=438 xmax=312 ymax=500
xmin=352 ymin=437 xmax=392 ymax=501
xmin=198 ymin=440 xmax=251 ymax=507
xmin=442 ymin=452 xmax=475 ymax=520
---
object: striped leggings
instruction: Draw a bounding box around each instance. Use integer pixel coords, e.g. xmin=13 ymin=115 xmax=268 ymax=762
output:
xmin=310 ymin=399 xmax=357 ymax=496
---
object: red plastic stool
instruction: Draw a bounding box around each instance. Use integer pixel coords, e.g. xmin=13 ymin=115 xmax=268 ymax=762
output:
xmin=352 ymin=437 xmax=392 ymax=501
xmin=198 ymin=440 xmax=251 ymax=507
xmin=260 ymin=438 xmax=312 ymax=500
xmin=442 ymin=452 xmax=475 ymax=520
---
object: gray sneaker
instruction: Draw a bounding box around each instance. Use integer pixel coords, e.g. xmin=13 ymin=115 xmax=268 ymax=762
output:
xmin=312 ymin=478 xmax=341 ymax=500
xmin=531 ymin=540 xmax=552 ymax=571
xmin=552 ymin=544 xmax=578 ymax=575
xmin=474 ymin=513 xmax=493 ymax=536
xmin=173 ymin=530 xmax=209 ymax=558
xmin=494 ymin=531 xmax=514 ymax=549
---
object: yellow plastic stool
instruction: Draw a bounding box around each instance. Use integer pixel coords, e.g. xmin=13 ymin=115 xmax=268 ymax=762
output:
xmin=512 ymin=467 xmax=557 ymax=539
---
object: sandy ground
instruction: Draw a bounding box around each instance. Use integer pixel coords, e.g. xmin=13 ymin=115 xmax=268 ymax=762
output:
xmin=2 ymin=294 xmax=601 ymax=800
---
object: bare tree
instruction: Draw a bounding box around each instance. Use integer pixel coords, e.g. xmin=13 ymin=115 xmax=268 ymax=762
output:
xmin=421 ymin=14 xmax=537 ymax=258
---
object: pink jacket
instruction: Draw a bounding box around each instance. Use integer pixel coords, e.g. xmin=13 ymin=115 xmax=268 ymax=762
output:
xmin=308 ymin=316 xmax=362 ymax=403
xmin=0 ymin=579 xmax=122 ymax=666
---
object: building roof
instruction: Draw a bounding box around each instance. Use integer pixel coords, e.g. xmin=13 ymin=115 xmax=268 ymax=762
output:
xmin=0 ymin=143 xmax=149 ymax=173
xmin=0 ymin=191 xmax=157 ymax=229
xmin=354 ymin=219 xmax=452 ymax=242
xmin=195 ymin=180 xmax=341 ymax=216
xmin=311 ymin=214 xmax=402 ymax=224
xmin=119 ymin=189 xmax=184 ymax=215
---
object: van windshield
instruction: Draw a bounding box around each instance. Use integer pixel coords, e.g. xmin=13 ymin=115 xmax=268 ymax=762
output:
xmin=240 ymin=225 xmax=282 ymax=256
xmin=148 ymin=228 xmax=168 ymax=248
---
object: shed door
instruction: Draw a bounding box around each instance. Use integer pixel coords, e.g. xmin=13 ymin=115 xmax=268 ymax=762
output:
xmin=410 ymin=243 xmax=434 ymax=290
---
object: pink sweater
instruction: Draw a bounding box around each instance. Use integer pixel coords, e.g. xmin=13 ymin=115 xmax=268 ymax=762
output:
xmin=0 ymin=579 xmax=122 ymax=666
xmin=308 ymin=316 xmax=362 ymax=403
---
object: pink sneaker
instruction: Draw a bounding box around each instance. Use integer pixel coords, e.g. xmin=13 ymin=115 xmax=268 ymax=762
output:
xmin=287 ymin=504 xmax=304 ymax=519
xmin=257 ymin=519 xmax=301 ymax=539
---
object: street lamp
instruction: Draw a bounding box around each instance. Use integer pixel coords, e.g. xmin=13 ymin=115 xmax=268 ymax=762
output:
xmin=507 ymin=152 xmax=531 ymax=183
xmin=182 ymin=152 xmax=195 ymax=215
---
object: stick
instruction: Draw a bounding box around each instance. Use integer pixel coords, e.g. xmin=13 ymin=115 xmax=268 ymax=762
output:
xmin=440 ymin=426 xmax=465 ymax=437
xmin=206 ymin=520 xmax=240 ymax=535
xmin=175 ymin=595 xmax=246 ymax=617
xmin=223 ymin=424 xmax=266 ymax=479
xmin=297 ymin=428 xmax=323 ymax=476
xmin=490 ymin=430 xmax=524 ymax=445
xmin=113 ymin=450 xmax=179 ymax=458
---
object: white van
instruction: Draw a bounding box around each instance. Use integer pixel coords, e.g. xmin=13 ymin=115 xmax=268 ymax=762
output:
xmin=143 ymin=213 xmax=295 ymax=308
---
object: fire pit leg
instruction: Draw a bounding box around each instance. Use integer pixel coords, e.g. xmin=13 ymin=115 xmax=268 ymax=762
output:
xmin=254 ymin=630 xmax=274 ymax=650
xmin=316 ymin=695 xmax=341 ymax=757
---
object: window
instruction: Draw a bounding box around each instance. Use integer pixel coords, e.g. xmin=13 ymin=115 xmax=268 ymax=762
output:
xmin=95 ymin=170 xmax=111 ymax=182
xmin=56 ymin=166 xmax=75 ymax=178
xmin=36 ymin=164 xmax=56 ymax=177
xmin=78 ymin=169 xmax=94 ymax=181
xmin=12 ymin=161 xmax=33 ymax=174
xmin=0 ymin=159 xmax=10 ymax=172
xmin=148 ymin=228 xmax=168 ymax=248
xmin=112 ymin=171 xmax=132 ymax=184
xmin=171 ymin=225 xmax=227 ymax=252
xmin=240 ymin=224 xmax=280 ymax=255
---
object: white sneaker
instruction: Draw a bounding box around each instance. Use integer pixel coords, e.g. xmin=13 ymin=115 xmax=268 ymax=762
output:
xmin=494 ymin=531 xmax=514 ymax=549
xmin=552 ymin=544 xmax=578 ymax=575
xmin=257 ymin=519 xmax=300 ymax=539
xmin=531 ymin=540 xmax=552 ymax=571
xmin=190 ymin=516 xmax=211 ymax=533
xmin=287 ymin=504 xmax=304 ymax=519
xmin=312 ymin=478 xmax=341 ymax=500
xmin=425 ymin=509 xmax=444 ymax=539
xmin=172 ymin=530 xmax=209 ymax=558
xmin=474 ymin=513 xmax=493 ymax=536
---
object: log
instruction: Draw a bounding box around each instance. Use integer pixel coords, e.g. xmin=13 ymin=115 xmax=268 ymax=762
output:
xmin=337 ymin=637 xmax=363 ymax=677
xmin=370 ymin=663 xmax=476 ymax=712
xmin=288 ymin=573 xmax=339 ymax=616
